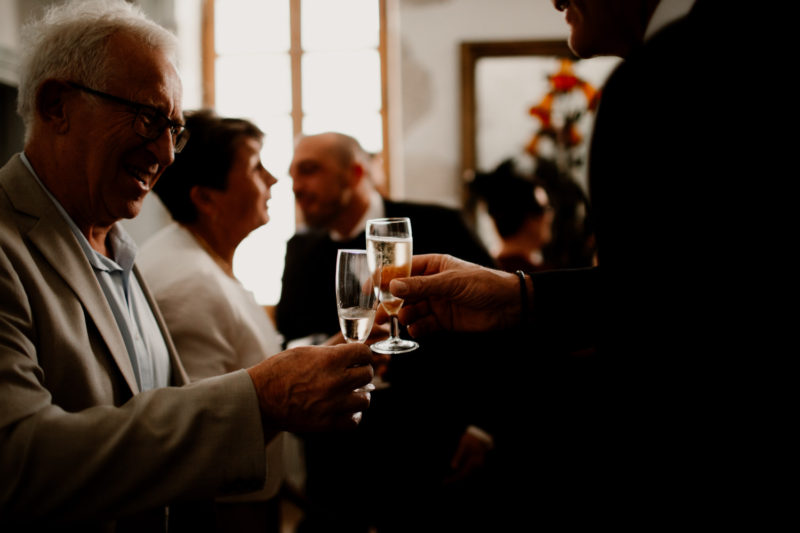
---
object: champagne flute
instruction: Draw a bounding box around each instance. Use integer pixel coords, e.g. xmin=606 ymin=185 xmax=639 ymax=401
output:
xmin=335 ymin=249 xmax=379 ymax=344
xmin=366 ymin=217 xmax=419 ymax=354
xmin=336 ymin=249 xmax=382 ymax=392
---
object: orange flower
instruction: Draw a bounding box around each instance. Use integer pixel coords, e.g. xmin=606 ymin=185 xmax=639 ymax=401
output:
xmin=587 ymin=88 xmax=602 ymax=111
xmin=551 ymin=72 xmax=579 ymax=92
xmin=525 ymin=134 xmax=540 ymax=155
xmin=530 ymin=93 xmax=553 ymax=126
xmin=529 ymin=106 xmax=551 ymax=127
xmin=527 ymin=58 xmax=600 ymax=158
xmin=549 ymin=59 xmax=579 ymax=92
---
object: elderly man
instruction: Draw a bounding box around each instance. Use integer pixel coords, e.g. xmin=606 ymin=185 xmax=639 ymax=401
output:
xmin=0 ymin=1 xmax=380 ymax=529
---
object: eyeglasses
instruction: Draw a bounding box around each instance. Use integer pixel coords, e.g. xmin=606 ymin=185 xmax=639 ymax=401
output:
xmin=68 ymin=82 xmax=189 ymax=153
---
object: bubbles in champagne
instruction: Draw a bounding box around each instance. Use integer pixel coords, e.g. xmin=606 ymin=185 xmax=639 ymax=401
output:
xmin=366 ymin=236 xmax=412 ymax=315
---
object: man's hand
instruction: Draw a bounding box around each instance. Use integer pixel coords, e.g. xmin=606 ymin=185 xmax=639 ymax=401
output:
xmin=377 ymin=254 xmax=523 ymax=338
xmin=247 ymin=343 xmax=386 ymax=434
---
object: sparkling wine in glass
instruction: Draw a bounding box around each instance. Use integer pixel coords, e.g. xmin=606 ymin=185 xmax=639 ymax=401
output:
xmin=336 ymin=249 xmax=382 ymax=394
xmin=366 ymin=217 xmax=419 ymax=354
xmin=336 ymin=249 xmax=379 ymax=344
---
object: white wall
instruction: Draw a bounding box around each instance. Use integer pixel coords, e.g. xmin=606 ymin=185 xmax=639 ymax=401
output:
xmin=0 ymin=0 xmax=20 ymax=85
xmin=1 ymin=0 xmax=56 ymax=85
xmin=394 ymin=0 xmax=569 ymax=207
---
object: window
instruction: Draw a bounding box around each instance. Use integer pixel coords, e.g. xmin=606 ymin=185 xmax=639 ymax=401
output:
xmin=205 ymin=0 xmax=387 ymax=305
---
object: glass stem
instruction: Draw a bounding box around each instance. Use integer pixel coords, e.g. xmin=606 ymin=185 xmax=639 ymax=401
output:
xmin=390 ymin=315 xmax=401 ymax=340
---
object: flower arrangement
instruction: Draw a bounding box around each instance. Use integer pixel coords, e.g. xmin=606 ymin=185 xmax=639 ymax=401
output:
xmin=525 ymin=58 xmax=600 ymax=184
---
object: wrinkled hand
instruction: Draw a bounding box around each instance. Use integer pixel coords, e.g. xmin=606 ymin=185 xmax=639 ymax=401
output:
xmin=247 ymin=343 xmax=386 ymax=434
xmin=322 ymin=326 xmax=390 ymax=377
xmin=445 ymin=431 xmax=492 ymax=485
xmin=377 ymin=254 xmax=522 ymax=338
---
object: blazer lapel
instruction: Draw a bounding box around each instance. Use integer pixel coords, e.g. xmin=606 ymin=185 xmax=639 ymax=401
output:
xmin=2 ymin=155 xmax=140 ymax=394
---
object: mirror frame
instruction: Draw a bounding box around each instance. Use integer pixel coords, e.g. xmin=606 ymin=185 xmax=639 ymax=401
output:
xmin=459 ymin=39 xmax=576 ymax=183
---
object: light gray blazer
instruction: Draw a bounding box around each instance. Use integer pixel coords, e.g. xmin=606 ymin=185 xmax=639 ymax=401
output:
xmin=0 ymin=154 xmax=266 ymax=529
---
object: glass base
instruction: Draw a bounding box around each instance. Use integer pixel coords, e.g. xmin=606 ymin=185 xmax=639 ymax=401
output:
xmin=370 ymin=337 xmax=419 ymax=354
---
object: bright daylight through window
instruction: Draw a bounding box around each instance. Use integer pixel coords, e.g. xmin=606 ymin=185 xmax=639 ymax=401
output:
xmin=212 ymin=0 xmax=385 ymax=305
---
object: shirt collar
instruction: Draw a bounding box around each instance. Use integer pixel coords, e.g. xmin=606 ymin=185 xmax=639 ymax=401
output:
xmin=644 ymin=0 xmax=696 ymax=42
xmin=20 ymin=151 xmax=137 ymax=273
xmin=330 ymin=188 xmax=385 ymax=242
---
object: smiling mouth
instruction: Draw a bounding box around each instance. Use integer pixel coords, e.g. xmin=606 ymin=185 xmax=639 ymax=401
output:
xmin=125 ymin=165 xmax=157 ymax=190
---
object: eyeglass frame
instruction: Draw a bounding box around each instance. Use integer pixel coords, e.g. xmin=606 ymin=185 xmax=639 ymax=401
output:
xmin=67 ymin=82 xmax=189 ymax=153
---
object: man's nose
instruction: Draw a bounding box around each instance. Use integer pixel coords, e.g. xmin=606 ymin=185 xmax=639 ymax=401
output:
xmin=148 ymin=127 xmax=176 ymax=167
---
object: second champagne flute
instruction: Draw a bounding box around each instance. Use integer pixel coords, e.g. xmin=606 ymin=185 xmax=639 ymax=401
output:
xmin=335 ymin=249 xmax=379 ymax=344
xmin=366 ymin=217 xmax=419 ymax=354
xmin=335 ymin=249 xmax=383 ymax=391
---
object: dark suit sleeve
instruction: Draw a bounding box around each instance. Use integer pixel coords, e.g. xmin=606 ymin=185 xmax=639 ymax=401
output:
xmin=276 ymin=235 xmax=324 ymax=343
xmin=274 ymin=236 xmax=301 ymax=342
xmin=275 ymin=233 xmax=341 ymax=344
xmin=530 ymin=266 xmax=598 ymax=353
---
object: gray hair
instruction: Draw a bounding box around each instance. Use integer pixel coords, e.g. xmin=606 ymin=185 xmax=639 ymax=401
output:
xmin=17 ymin=0 xmax=178 ymax=142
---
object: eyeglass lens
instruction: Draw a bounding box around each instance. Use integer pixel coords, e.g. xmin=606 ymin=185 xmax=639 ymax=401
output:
xmin=133 ymin=108 xmax=189 ymax=153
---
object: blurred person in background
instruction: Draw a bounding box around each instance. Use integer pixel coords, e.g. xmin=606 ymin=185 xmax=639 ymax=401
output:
xmin=471 ymin=158 xmax=555 ymax=273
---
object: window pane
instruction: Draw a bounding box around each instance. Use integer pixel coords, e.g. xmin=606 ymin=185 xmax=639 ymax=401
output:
xmin=216 ymin=54 xmax=292 ymax=118
xmin=213 ymin=0 xmax=386 ymax=305
xmin=216 ymin=0 xmax=290 ymax=53
xmin=302 ymin=50 xmax=381 ymax=113
xmin=302 ymin=0 xmax=379 ymax=51
xmin=258 ymin=114 xmax=295 ymax=181
xmin=303 ymin=112 xmax=383 ymax=154
xmin=233 ymin=115 xmax=295 ymax=305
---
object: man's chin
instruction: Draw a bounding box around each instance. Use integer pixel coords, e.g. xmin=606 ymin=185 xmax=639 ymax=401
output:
xmin=300 ymin=213 xmax=326 ymax=230
xmin=568 ymin=35 xmax=590 ymax=59
xmin=118 ymin=198 xmax=147 ymax=222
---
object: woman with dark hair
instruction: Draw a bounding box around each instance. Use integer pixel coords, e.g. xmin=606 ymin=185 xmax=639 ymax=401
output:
xmin=138 ymin=110 xmax=283 ymax=532
xmin=471 ymin=158 xmax=554 ymax=273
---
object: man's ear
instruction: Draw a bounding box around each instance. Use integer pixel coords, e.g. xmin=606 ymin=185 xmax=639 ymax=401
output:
xmin=350 ymin=161 xmax=365 ymax=186
xmin=35 ymin=80 xmax=72 ymax=134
